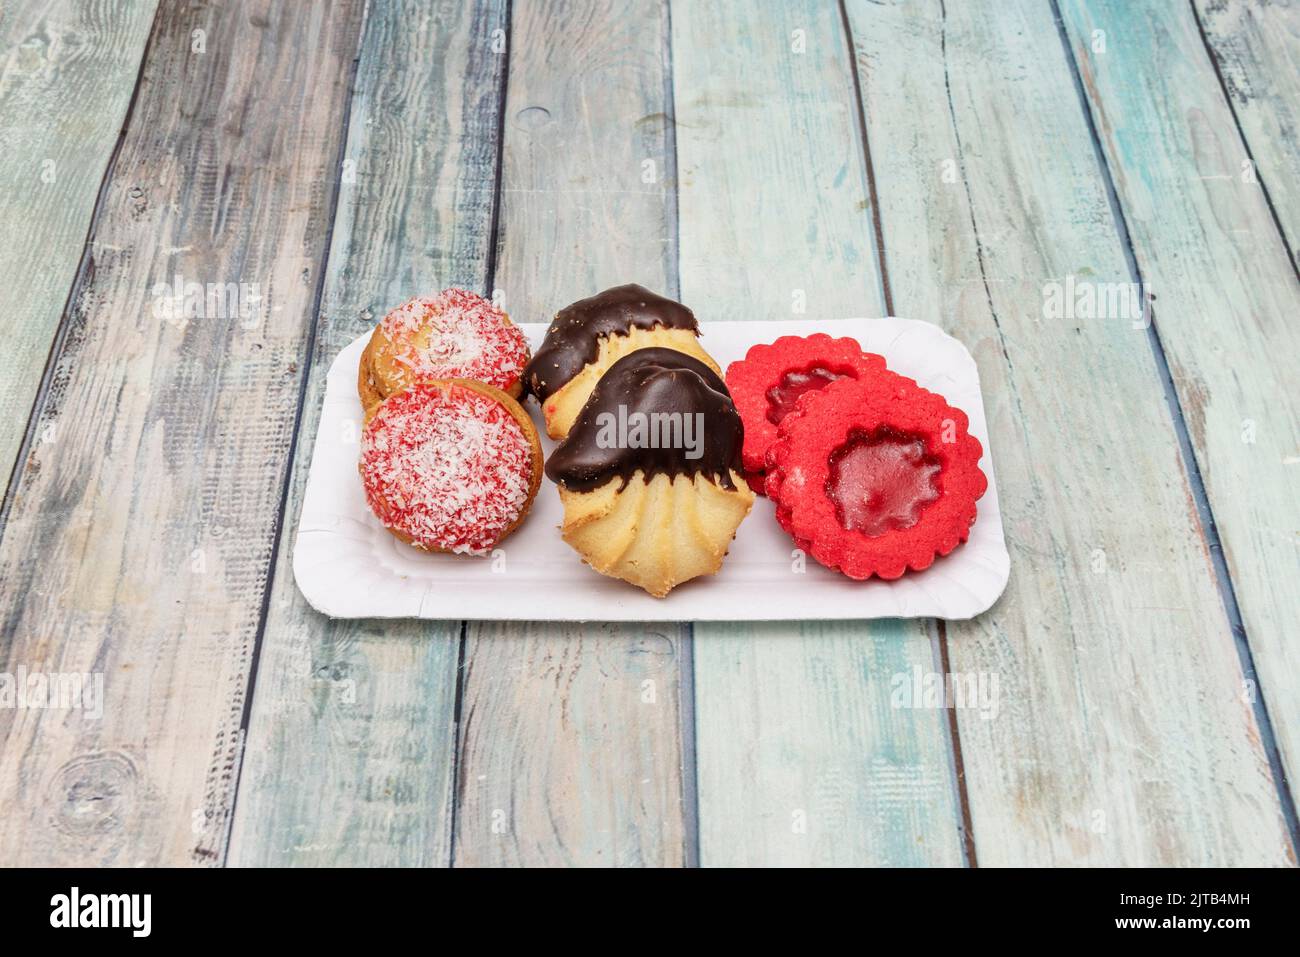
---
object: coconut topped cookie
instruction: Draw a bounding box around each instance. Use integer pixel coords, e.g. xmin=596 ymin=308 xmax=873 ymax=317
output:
xmin=358 ymin=289 xmax=530 ymax=419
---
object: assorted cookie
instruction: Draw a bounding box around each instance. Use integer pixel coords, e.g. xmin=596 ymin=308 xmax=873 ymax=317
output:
xmin=360 ymin=378 xmax=542 ymax=555
xmin=523 ymin=284 xmax=719 ymax=439
xmin=353 ymin=284 xmax=987 ymax=597
xmin=726 ymin=333 xmax=888 ymax=481
xmin=764 ymin=371 xmax=986 ymax=580
xmin=545 ymin=348 xmax=754 ymax=598
xmin=359 ymin=288 xmax=530 ymax=419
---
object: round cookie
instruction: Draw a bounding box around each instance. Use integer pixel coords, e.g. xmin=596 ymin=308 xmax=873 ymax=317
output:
xmin=764 ymin=373 xmax=986 ymax=580
xmin=725 ymin=333 xmax=888 ymax=476
xmin=360 ymin=379 xmax=542 ymax=555
xmin=359 ymin=289 xmax=530 ymax=419
xmin=523 ymin=284 xmax=719 ymax=439
xmin=545 ymin=348 xmax=754 ymax=597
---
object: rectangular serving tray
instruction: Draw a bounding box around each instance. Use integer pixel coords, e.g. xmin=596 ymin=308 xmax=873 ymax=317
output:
xmin=293 ymin=318 xmax=1009 ymax=621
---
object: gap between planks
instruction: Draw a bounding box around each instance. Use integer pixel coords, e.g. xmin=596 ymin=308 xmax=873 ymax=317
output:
xmin=1187 ymin=0 xmax=1299 ymax=280
xmin=839 ymin=0 xmax=974 ymax=866
xmin=445 ymin=0 xmax=514 ymax=869
xmin=0 ymin=2 xmax=162 ymax=539
xmin=452 ymin=0 xmax=694 ymax=868
xmin=218 ymin=3 xmax=372 ymax=864
xmin=661 ymin=0 xmax=702 ymax=869
xmin=1049 ymin=0 xmax=1300 ymax=854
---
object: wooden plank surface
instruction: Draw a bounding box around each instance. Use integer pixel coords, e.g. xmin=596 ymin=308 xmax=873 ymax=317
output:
xmin=227 ymin=0 xmax=509 ymax=867
xmin=1058 ymin=0 xmax=1300 ymax=826
xmin=0 ymin=0 xmax=364 ymax=867
xmin=1193 ymin=0 xmax=1300 ymax=268
xmin=845 ymin=0 xmax=1293 ymax=865
xmin=675 ymin=0 xmax=965 ymax=867
xmin=451 ymin=0 xmax=690 ymax=868
xmin=0 ymin=0 xmax=157 ymax=499
xmin=4 ymin=0 xmax=1294 ymax=869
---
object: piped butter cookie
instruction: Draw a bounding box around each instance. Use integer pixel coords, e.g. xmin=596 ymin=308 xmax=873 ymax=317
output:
xmin=545 ymin=348 xmax=754 ymax=597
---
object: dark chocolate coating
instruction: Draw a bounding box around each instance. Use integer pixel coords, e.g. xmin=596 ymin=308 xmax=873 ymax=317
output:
xmin=523 ymin=284 xmax=700 ymax=401
xmin=546 ymin=348 xmax=744 ymax=492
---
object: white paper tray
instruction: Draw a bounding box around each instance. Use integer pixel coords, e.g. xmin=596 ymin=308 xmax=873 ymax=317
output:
xmin=293 ymin=319 xmax=1009 ymax=621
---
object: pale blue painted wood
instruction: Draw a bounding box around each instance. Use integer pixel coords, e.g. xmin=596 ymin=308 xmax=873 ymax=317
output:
xmin=846 ymin=0 xmax=1293 ymax=863
xmin=0 ymin=0 xmax=157 ymax=500
xmin=6 ymin=0 xmax=1288 ymax=870
xmin=1059 ymin=0 xmax=1300 ymax=840
xmin=1193 ymin=0 xmax=1300 ymax=268
xmin=228 ymin=0 xmax=508 ymax=866
xmin=675 ymin=0 xmax=966 ymax=867
xmin=0 ymin=1 xmax=366 ymax=865
xmin=452 ymin=0 xmax=690 ymax=868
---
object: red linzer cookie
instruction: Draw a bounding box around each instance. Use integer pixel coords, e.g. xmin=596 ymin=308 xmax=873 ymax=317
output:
xmin=765 ymin=372 xmax=986 ymax=580
xmin=725 ymin=334 xmax=887 ymax=475
xmin=360 ymin=379 xmax=542 ymax=555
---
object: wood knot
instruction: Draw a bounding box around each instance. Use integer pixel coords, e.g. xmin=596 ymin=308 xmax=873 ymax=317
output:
xmin=48 ymin=751 xmax=138 ymax=837
xmin=596 ymin=629 xmax=676 ymax=675
xmin=514 ymin=106 xmax=553 ymax=130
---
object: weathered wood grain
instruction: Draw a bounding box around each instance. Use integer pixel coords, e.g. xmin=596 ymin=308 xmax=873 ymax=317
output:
xmin=674 ymin=0 xmax=965 ymax=867
xmin=1194 ymin=0 xmax=1300 ymax=269
xmin=0 ymin=0 xmax=157 ymax=500
xmin=455 ymin=622 xmax=689 ymax=866
xmin=451 ymin=0 xmax=690 ymax=868
xmin=1059 ymin=0 xmax=1300 ymax=834
xmin=0 ymin=0 xmax=364 ymax=866
xmin=846 ymin=0 xmax=1293 ymax=864
xmin=227 ymin=0 xmax=509 ymax=867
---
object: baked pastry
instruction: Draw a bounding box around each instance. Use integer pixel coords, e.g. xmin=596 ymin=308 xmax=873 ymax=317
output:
xmin=360 ymin=379 xmax=542 ymax=555
xmin=765 ymin=372 xmax=986 ymax=580
xmin=725 ymin=333 xmax=887 ymax=479
xmin=359 ymin=289 xmax=530 ymax=419
xmin=523 ymin=284 xmax=719 ymax=439
xmin=545 ymin=348 xmax=754 ymax=597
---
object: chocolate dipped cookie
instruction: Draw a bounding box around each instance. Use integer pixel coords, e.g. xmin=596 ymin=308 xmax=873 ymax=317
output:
xmin=523 ymin=284 xmax=720 ymax=439
xmin=546 ymin=347 xmax=754 ymax=597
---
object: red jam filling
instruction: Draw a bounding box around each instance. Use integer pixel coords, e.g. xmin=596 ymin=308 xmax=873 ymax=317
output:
xmin=826 ymin=427 xmax=941 ymax=537
xmin=765 ymin=366 xmax=852 ymax=424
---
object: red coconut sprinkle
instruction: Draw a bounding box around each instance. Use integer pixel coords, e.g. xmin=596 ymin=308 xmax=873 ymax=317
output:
xmin=764 ymin=372 xmax=986 ymax=580
xmin=361 ymin=382 xmax=534 ymax=555
xmin=379 ymin=289 xmax=529 ymax=393
xmin=725 ymin=334 xmax=887 ymax=474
